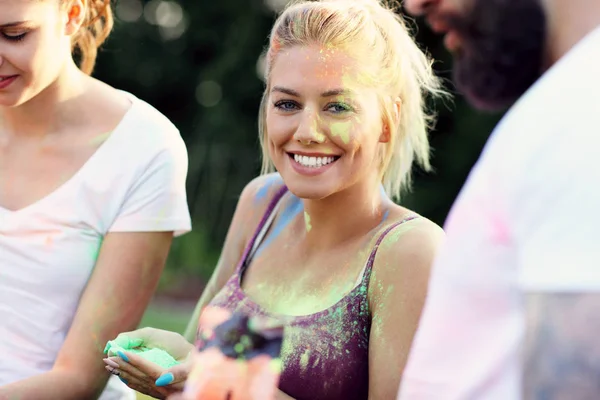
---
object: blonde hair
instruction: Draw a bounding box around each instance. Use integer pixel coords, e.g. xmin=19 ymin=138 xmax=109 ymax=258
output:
xmin=258 ymin=0 xmax=447 ymax=200
xmin=64 ymin=0 xmax=114 ymax=75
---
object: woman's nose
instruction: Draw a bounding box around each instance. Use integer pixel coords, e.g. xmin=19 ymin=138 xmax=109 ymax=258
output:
xmin=293 ymin=108 xmax=326 ymax=144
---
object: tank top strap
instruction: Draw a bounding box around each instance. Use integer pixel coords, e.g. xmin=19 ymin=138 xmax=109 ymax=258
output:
xmin=234 ymin=185 xmax=289 ymax=274
xmin=358 ymin=214 xmax=420 ymax=288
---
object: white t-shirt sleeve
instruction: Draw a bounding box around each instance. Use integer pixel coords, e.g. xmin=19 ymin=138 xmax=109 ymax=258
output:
xmin=108 ymin=121 xmax=192 ymax=237
xmin=516 ymin=133 xmax=600 ymax=292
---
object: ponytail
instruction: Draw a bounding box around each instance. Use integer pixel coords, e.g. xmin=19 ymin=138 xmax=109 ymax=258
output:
xmin=70 ymin=0 xmax=114 ymax=75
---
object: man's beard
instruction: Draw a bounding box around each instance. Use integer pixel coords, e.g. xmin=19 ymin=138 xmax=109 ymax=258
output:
xmin=446 ymin=0 xmax=547 ymax=111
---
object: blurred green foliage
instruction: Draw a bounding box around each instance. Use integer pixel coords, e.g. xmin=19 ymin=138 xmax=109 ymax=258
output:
xmin=95 ymin=0 xmax=502 ymax=282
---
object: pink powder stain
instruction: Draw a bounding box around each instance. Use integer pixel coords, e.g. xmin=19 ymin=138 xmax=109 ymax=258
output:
xmin=490 ymin=212 xmax=511 ymax=245
xmin=44 ymin=234 xmax=54 ymax=248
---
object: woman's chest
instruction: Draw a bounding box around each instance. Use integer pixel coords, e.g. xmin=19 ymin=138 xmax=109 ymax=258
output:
xmin=280 ymin=306 xmax=371 ymax=400
xmin=209 ymin=285 xmax=372 ymax=400
xmin=0 ymin=212 xmax=103 ymax=293
xmin=0 ymin=135 xmax=104 ymax=212
xmin=241 ymin=243 xmax=371 ymax=316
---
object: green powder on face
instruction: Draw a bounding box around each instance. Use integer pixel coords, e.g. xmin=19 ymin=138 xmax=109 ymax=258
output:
xmin=304 ymin=211 xmax=312 ymax=232
xmin=314 ymin=131 xmax=326 ymax=143
xmin=330 ymin=121 xmax=351 ymax=144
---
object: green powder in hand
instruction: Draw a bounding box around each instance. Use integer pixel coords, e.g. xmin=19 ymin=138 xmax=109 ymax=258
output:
xmin=135 ymin=348 xmax=180 ymax=368
xmin=104 ymin=336 xmax=180 ymax=369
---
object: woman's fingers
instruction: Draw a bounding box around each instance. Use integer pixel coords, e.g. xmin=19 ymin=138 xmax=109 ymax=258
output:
xmin=116 ymin=350 xmax=164 ymax=379
xmin=104 ymin=356 xmax=149 ymax=381
xmin=155 ymin=360 xmax=192 ymax=388
xmin=246 ymin=356 xmax=282 ymax=400
xmin=198 ymin=307 xmax=232 ymax=329
xmin=104 ymin=350 xmax=191 ymax=399
xmin=104 ymin=365 xmax=143 ymax=389
xmin=105 ymin=363 xmax=171 ymax=399
xmin=185 ymin=351 xmax=245 ymax=400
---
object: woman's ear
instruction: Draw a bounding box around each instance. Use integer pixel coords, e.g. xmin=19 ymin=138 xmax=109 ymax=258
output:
xmin=379 ymin=97 xmax=402 ymax=143
xmin=64 ymin=0 xmax=86 ymax=36
xmin=379 ymin=123 xmax=391 ymax=143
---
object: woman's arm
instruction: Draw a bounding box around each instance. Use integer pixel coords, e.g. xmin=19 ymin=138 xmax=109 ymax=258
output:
xmin=183 ymin=173 xmax=286 ymax=342
xmin=0 ymin=231 xmax=174 ymax=400
xmin=367 ymin=219 xmax=445 ymax=400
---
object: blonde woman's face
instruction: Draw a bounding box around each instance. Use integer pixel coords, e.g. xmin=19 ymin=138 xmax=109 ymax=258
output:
xmin=265 ymin=45 xmax=388 ymax=200
xmin=0 ymin=0 xmax=72 ymax=107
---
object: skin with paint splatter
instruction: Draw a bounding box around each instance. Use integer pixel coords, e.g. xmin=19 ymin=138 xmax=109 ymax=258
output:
xmin=183 ymin=0 xmax=447 ymax=394
xmin=330 ymin=120 xmax=352 ymax=144
xmin=304 ymin=211 xmax=312 ymax=232
xmin=204 ymin=173 xmax=446 ymax=400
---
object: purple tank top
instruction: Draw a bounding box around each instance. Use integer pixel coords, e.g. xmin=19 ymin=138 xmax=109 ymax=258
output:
xmin=208 ymin=187 xmax=417 ymax=400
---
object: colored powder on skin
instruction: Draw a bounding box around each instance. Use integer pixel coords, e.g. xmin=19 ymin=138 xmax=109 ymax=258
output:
xmin=104 ymin=336 xmax=180 ymax=369
xmin=368 ymin=274 xmax=397 ymax=341
xmin=299 ymin=350 xmax=310 ymax=371
xmin=89 ymin=131 xmax=112 ymax=146
xmin=380 ymin=209 xmax=390 ymax=224
xmin=255 ymin=198 xmax=303 ymax=257
xmin=380 ymin=222 xmax=416 ymax=252
xmin=254 ymin=174 xmax=281 ymax=202
xmin=314 ymin=131 xmax=326 ymax=143
xmin=330 ymin=121 xmax=351 ymax=144
xmin=304 ymin=211 xmax=312 ymax=232
xmin=269 ymin=358 xmax=283 ymax=373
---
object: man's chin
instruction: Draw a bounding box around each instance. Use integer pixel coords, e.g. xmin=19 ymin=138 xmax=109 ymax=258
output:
xmin=460 ymin=87 xmax=518 ymax=113
xmin=453 ymin=59 xmax=538 ymax=112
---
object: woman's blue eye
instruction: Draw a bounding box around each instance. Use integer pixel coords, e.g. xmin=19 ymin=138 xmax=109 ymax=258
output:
xmin=274 ymin=101 xmax=299 ymax=111
xmin=327 ymin=103 xmax=352 ymax=113
xmin=2 ymin=32 xmax=27 ymax=42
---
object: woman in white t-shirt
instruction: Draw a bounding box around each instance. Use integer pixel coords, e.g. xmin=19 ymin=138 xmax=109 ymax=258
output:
xmin=0 ymin=1 xmax=191 ymax=399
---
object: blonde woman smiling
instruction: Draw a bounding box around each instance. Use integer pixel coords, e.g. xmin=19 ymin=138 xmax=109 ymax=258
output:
xmin=106 ymin=0 xmax=445 ymax=399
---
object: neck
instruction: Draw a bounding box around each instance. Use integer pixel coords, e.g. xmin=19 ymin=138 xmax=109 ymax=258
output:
xmin=544 ymin=0 xmax=600 ymax=65
xmin=300 ymin=178 xmax=392 ymax=252
xmin=0 ymin=61 xmax=87 ymax=139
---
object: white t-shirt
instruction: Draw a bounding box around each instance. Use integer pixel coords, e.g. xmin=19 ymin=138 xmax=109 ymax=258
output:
xmin=0 ymin=92 xmax=192 ymax=399
xmin=398 ymin=26 xmax=600 ymax=400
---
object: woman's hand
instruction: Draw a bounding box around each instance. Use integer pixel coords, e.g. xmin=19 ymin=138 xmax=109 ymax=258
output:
xmin=165 ymin=307 xmax=286 ymax=400
xmin=106 ymin=327 xmax=194 ymax=360
xmin=103 ymin=327 xmax=195 ymax=398
xmin=166 ymin=348 xmax=283 ymax=400
xmin=105 ymin=349 xmax=192 ymax=399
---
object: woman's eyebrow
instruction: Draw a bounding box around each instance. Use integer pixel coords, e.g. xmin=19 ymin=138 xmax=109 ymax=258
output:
xmin=0 ymin=21 xmax=31 ymax=28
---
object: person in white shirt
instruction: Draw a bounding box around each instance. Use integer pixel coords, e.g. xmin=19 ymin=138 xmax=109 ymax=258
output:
xmin=0 ymin=1 xmax=191 ymax=399
xmin=396 ymin=0 xmax=600 ymax=398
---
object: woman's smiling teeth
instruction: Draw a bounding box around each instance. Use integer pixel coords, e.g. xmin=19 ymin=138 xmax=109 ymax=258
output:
xmin=292 ymin=154 xmax=338 ymax=168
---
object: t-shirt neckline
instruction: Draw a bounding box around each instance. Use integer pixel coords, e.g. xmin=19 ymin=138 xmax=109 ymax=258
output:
xmin=0 ymin=91 xmax=138 ymax=216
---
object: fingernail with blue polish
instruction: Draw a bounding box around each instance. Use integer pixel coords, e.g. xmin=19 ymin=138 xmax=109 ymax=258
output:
xmin=155 ymin=373 xmax=174 ymax=387
xmin=119 ymin=377 xmax=128 ymax=385
xmin=117 ymin=351 xmax=129 ymax=362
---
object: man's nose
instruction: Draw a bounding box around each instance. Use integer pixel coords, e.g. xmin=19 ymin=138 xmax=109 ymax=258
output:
xmin=403 ymin=0 xmax=438 ymax=16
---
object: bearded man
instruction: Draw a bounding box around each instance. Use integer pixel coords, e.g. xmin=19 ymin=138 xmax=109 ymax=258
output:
xmin=398 ymin=0 xmax=600 ymax=398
